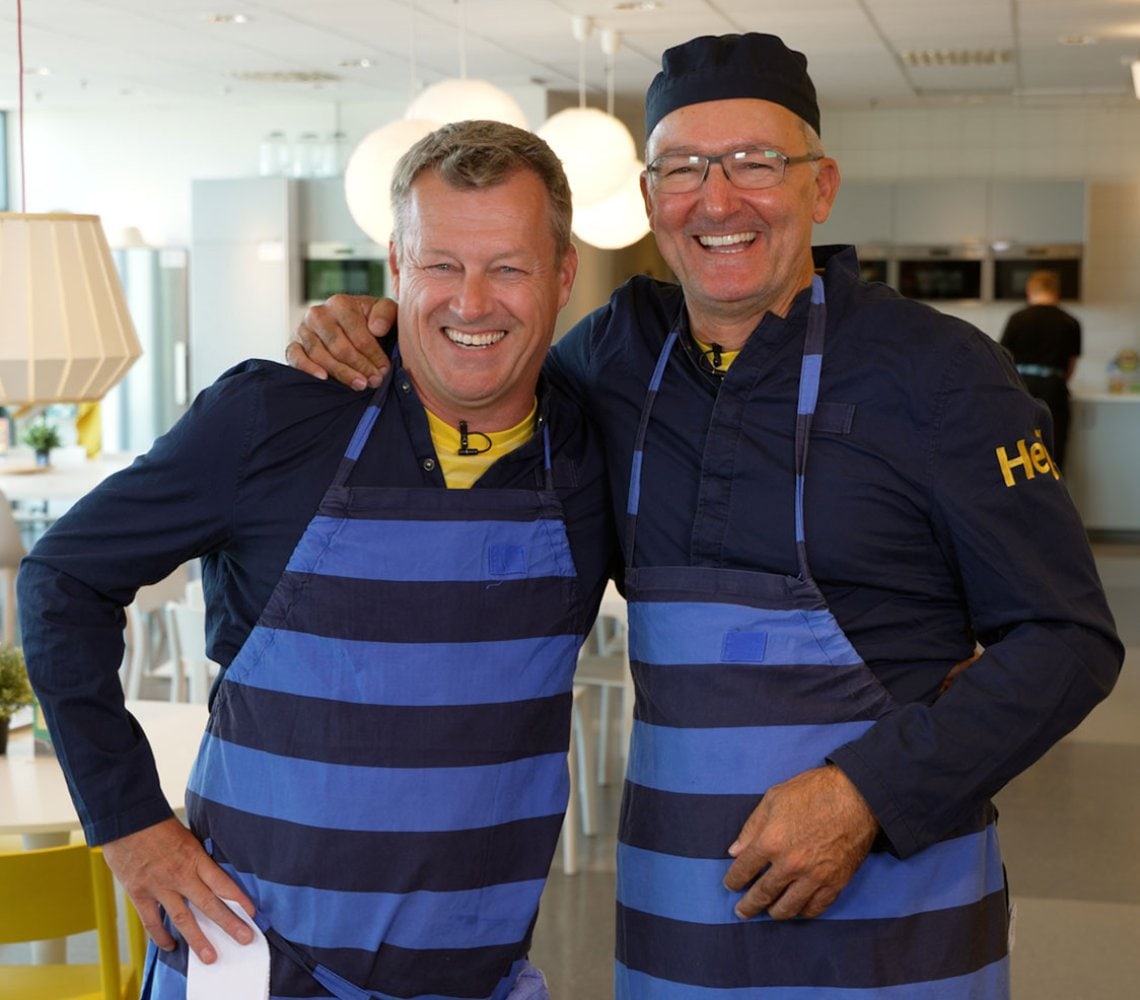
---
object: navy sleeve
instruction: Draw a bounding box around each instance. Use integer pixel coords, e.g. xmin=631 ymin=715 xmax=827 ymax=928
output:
xmin=17 ymin=364 xmax=262 ymax=844
xmin=829 ymin=335 xmax=1122 ymax=857
xmin=547 ymin=309 xmax=606 ymax=408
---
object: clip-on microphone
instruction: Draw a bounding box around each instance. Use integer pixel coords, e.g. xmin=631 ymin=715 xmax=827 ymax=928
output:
xmin=458 ymin=421 xmax=493 ymax=456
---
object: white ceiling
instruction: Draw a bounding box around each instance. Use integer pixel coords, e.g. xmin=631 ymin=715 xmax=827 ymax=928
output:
xmin=1 ymin=0 xmax=1139 ymax=118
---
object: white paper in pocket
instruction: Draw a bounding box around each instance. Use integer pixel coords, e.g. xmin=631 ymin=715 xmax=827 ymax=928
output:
xmin=186 ymin=898 xmax=270 ymax=1000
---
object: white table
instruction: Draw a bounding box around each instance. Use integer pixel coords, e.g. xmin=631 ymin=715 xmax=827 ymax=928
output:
xmin=0 ymin=452 xmax=134 ymax=505
xmin=1 ymin=698 xmax=206 ymax=849
xmin=1 ymin=699 xmax=206 ymax=962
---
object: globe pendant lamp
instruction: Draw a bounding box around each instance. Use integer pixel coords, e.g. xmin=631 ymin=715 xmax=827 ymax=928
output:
xmin=566 ymin=28 xmax=649 ymax=249
xmin=344 ymin=118 xmax=440 ymax=246
xmin=572 ymin=160 xmax=650 ymax=250
xmin=406 ymin=78 xmax=528 ymax=129
xmin=405 ymin=0 xmax=528 ymax=129
xmin=536 ymin=17 xmax=636 ymax=207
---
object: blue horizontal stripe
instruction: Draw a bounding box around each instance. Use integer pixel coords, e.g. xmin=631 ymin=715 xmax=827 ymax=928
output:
xmin=628 ymin=603 xmax=862 ymax=667
xmin=615 ymin=957 xmax=1010 ymax=1000
xmin=189 ymin=737 xmax=568 ymax=832
xmin=617 ymin=827 xmax=1003 ymax=924
xmin=224 ymin=628 xmax=579 ymax=705
xmin=626 ymin=720 xmax=875 ymax=795
xmin=233 ymin=869 xmax=544 ymax=952
xmin=286 ymin=516 xmax=575 ymax=581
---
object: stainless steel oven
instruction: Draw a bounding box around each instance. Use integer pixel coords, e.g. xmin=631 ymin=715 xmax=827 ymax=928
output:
xmin=303 ymin=242 xmax=387 ymax=303
xmin=894 ymin=244 xmax=986 ymax=302
xmin=992 ymin=243 xmax=1082 ymax=302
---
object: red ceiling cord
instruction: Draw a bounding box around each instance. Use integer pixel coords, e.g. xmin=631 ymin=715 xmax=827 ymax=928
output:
xmin=15 ymin=0 xmax=27 ymax=211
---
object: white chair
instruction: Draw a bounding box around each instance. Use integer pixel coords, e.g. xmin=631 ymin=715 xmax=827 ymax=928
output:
xmin=121 ymin=565 xmax=192 ymax=700
xmin=163 ymin=599 xmax=220 ymax=704
xmin=575 ymin=581 xmax=633 ymax=787
xmin=0 ymin=491 xmax=26 ymax=645
xmin=561 ymin=684 xmax=594 ymax=876
xmin=183 ymin=577 xmax=205 ymax=610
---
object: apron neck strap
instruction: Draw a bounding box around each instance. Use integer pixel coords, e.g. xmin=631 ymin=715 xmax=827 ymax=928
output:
xmin=331 ymin=362 xmax=397 ymax=489
xmin=624 ymin=274 xmax=827 ymax=577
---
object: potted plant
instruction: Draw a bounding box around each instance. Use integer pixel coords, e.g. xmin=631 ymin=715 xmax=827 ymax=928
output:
xmin=23 ymin=419 xmax=62 ymax=466
xmin=0 ymin=643 xmax=34 ymax=754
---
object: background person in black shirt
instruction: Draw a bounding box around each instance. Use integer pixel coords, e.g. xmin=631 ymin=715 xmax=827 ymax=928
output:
xmin=1000 ymin=269 xmax=1082 ymax=470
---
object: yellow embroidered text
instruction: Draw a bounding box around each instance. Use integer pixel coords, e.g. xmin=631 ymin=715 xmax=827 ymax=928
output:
xmin=996 ymin=430 xmax=1060 ymax=488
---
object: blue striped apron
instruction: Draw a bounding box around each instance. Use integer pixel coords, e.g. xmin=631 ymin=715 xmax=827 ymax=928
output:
xmin=615 ymin=276 xmax=1010 ymax=998
xmin=145 ymin=377 xmax=585 ymax=1000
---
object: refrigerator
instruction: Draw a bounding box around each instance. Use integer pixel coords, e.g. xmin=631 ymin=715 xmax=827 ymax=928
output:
xmin=105 ymin=246 xmax=190 ymax=454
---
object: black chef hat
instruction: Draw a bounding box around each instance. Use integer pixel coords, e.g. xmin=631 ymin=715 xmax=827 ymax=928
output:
xmin=645 ymin=33 xmax=820 ymax=139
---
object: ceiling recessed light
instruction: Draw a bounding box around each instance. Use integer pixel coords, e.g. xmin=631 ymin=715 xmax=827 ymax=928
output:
xmin=902 ymin=49 xmax=1013 ymax=67
xmin=231 ymin=70 xmax=342 ymax=84
xmin=338 ymin=58 xmax=374 ymax=69
xmin=611 ymin=1 xmax=660 ymax=11
xmin=206 ymin=13 xmax=250 ymax=25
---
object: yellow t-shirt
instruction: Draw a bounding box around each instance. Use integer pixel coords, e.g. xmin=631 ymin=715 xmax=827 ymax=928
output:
xmin=425 ymin=401 xmax=538 ymax=489
xmin=692 ymin=336 xmax=740 ymax=373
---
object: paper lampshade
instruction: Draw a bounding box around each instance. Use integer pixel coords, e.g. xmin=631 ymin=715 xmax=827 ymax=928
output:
xmin=406 ymin=78 xmax=529 ymax=129
xmin=0 ymin=212 xmax=142 ymax=405
xmin=344 ymin=118 xmax=441 ymax=246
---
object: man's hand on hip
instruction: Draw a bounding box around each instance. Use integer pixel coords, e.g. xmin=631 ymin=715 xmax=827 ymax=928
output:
xmin=723 ymin=764 xmax=878 ymax=921
xmin=101 ymin=816 xmax=256 ymax=964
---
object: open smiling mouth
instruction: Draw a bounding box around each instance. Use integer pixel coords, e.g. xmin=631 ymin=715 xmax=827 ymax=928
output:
xmin=445 ymin=328 xmax=507 ymax=348
xmin=698 ymin=232 xmax=757 ymax=249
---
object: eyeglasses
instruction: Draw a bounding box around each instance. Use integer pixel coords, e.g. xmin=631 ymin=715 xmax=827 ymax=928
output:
xmin=645 ymin=148 xmax=824 ymax=194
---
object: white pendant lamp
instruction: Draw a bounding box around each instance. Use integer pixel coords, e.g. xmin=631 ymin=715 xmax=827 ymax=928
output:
xmin=537 ymin=18 xmax=637 ymax=208
xmin=565 ymin=27 xmax=648 ymax=249
xmin=572 ymin=160 xmax=650 ymax=250
xmin=406 ymin=0 xmax=528 ymax=129
xmin=1 ymin=1 xmax=140 ymax=408
xmin=344 ymin=118 xmax=440 ymax=246
xmin=0 ymin=212 xmax=142 ymax=405
xmin=538 ymin=108 xmax=636 ymax=205
xmin=406 ymin=78 xmax=528 ymax=129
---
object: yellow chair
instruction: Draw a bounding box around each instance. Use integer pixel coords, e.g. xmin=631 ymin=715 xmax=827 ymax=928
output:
xmin=0 ymin=843 xmax=142 ymax=1000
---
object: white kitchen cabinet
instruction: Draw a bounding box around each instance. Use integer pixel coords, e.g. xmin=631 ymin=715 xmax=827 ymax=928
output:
xmin=816 ymin=181 xmax=894 ymax=246
xmin=891 ymin=180 xmax=989 ymax=244
xmin=986 ymin=181 xmax=1085 ymax=244
xmin=1065 ymin=396 xmax=1140 ymax=532
xmin=835 ymin=180 xmax=1087 ymax=247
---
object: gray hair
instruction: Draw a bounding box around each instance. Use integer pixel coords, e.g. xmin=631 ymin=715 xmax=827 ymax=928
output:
xmin=390 ymin=120 xmax=573 ymax=258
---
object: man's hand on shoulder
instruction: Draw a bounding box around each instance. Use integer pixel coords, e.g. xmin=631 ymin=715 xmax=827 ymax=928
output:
xmin=285 ymin=294 xmax=397 ymax=390
xmin=102 ymin=817 xmax=256 ymax=964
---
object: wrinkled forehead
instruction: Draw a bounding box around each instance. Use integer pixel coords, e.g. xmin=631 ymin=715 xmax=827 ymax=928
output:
xmin=646 ymin=98 xmax=808 ymax=158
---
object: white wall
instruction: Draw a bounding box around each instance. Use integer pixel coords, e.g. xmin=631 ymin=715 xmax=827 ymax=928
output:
xmin=7 ymin=86 xmax=548 ymax=246
xmin=8 ymin=97 xmax=1140 ymax=396
xmin=823 ymin=104 xmax=1140 ymax=394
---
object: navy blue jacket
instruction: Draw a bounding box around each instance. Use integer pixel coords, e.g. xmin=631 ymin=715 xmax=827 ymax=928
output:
xmin=19 ymin=358 xmax=615 ymax=845
xmin=547 ymin=245 xmax=1121 ymax=858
